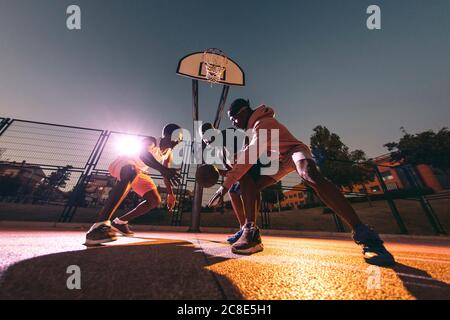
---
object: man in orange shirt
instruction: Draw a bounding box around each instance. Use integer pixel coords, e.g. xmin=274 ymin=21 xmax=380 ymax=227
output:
xmin=85 ymin=124 xmax=182 ymax=246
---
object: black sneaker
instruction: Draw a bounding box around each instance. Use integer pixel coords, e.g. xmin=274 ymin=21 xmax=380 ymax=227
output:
xmin=111 ymin=220 xmax=135 ymax=237
xmin=227 ymin=228 xmax=244 ymax=244
xmin=231 ymin=223 xmax=264 ymax=254
xmin=85 ymin=224 xmax=117 ymax=246
xmin=352 ymin=224 xmax=395 ymax=266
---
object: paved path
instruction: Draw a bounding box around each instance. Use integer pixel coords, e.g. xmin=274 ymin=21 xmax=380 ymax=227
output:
xmin=0 ymin=227 xmax=449 ymax=299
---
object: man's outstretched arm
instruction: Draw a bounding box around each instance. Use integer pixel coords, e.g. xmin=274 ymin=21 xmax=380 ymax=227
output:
xmin=139 ymin=140 xmax=181 ymax=186
xmin=222 ymin=119 xmax=273 ymax=189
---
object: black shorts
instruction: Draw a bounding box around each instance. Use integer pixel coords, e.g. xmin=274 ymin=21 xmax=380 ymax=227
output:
xmin=229 ymin=182 xmax=241 ymax=195
xmin=228 ymin=161 xmax=267 ymax=195
xmin=248 ymin=161 xmax=265 ymax=181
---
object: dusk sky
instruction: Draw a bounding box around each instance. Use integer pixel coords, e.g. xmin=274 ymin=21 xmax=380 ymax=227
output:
xmin=0 ymin=0 xmax=449 ymax=158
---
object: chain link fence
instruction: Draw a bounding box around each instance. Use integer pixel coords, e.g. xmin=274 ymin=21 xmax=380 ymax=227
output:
xmin=0 ymin=117 xmax=449 ymax=234
xmin=0 ymin=118 xmax=186 ymax=225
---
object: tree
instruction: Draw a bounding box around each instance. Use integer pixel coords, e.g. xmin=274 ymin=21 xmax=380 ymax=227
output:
xmin=384 ymin=127 xmax=450 ymax=174
xmin=46 ymin=166 xmax=72 ymax=189
xmin=0 ymin=176 xmax=21 ymax=197
xmin=33 ymin=165 xmax=73 ymax=202
xmin=260 ymin=181 xmax=285 ymax=212
xmin=310 ymin=126 xmax=374 ymax=189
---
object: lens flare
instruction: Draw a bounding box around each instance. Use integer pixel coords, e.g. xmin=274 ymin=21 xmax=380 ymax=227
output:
xmin=115 ymin=135 xmax=143 ymax=156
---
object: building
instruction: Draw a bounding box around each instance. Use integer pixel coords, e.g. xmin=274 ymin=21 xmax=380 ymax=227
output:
xmin=346 ymin=154 xmax=405 ymax=194
xmin=84 ymin=173 xmax=195 ymax=210
xmin=0 ymin=161 xmax=69 ymax=202
xmin=280 ymin=186 xmax=306 ymax=208
xmin=84 ymin=173 xmax=117 ymax=206
xmin=279 ymin=153 xmax=449 ymax=208
xmin=0 ymin=161 xmax=46 ymax=188
xmin=354 ymin=154 xmax=450 ymax=194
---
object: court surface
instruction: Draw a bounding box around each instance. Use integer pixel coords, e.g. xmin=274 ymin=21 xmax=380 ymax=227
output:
xmin=0 ymin=226 xmax=449 ymax=300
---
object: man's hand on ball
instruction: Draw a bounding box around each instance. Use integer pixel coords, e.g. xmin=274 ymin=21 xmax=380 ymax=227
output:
xmin=162 ymin=167 xmax=181 ymax=186
xmin=208 ymin=186 xmax=228 ymax=208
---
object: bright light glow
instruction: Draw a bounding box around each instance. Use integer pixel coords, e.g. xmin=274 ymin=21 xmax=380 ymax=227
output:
xmin=115 ymin=135 xmax=143 ymax=156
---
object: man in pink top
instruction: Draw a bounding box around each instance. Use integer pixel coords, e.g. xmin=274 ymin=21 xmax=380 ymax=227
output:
xmin=208 ymin=99 xmax=395 ymax=266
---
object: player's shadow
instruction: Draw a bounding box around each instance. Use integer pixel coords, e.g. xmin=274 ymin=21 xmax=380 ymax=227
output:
xmin=0 ymin=239 xmax=243 ymax=300
xmin=390 ymin=263 xmax=450 ymax=300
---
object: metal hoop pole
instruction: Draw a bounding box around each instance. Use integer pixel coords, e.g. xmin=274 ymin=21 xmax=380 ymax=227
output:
xmin=213 ymin=85 xmax=230 ymax=129
xmin=190 ymin=79 xmax=202 ymax=232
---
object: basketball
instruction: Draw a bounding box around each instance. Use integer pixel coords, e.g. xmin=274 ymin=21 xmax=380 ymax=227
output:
xmin=195 ymin=164 xmax=219 ymax=188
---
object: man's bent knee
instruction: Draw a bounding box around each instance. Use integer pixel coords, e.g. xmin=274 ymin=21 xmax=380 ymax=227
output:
xmin=143 ymin=190 xmax=161 ymax=207
xmin=295 ymin=159 xmax=325 ymax=184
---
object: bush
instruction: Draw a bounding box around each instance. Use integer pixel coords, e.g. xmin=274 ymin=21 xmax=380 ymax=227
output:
xmin=0 ymin=176 xmax=21 ymax=197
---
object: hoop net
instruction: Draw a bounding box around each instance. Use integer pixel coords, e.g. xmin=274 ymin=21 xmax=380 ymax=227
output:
xmin=203 ymin=48 xmax=228 ymax=85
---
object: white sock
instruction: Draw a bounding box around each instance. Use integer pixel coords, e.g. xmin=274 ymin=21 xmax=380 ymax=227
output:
xmin=113 ymin=217 xmax=128 ymax=225
xmin=88 ymin=220 xmax=110 ymax=233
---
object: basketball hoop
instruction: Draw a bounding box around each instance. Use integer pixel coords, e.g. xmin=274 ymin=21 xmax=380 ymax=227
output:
xmin=176 ymin=49 xmax=245 ymax=232
xmin=203 ymin=48 xmax=228 ymax=85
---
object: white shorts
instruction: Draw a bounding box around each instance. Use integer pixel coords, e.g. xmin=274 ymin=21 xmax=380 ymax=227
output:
xmin=265 ymin=145 xmax=314 ymax=182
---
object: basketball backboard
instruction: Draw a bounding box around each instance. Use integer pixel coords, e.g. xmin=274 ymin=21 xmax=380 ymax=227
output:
xmin=176 ymin=50 xmax=245 ymax=86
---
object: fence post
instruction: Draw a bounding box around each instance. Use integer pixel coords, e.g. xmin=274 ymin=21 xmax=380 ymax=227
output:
xmin=189 ymin=182 xmax=202 ymax=232
xmin=189 ymin=80 xmax=202 ymax=232
xmin=401 ymin=166 xmax=446 ymax=235
xmin=59 ymin=130 xmax=110 ymax=222
xmin=332 ymin=213 xmax=345 ymax=232
xmin=171 ymin=142 xmax=191 ymax=226
xmin=0 ymin=118 xmax=13 ymax=137
xmin=373 ymin=165 xmax=408 ymax=234
xmin=260 ymin=199 xmax=271 ymax=229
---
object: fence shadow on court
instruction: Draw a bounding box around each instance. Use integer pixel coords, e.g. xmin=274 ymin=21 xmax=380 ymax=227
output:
xmin=0 ymin=239 xmax=243 ymax=300
xmin=391 ymin=263 xmax=450 ymax=300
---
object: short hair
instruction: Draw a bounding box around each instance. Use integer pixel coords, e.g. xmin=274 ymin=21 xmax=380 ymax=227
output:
xmin=228 ymin=98 xmax=250 ymax=117
xmin=200 ymin=122 xmax=214 ymax=137
xmin=201 ymin=123 xmax=221 ymax=145
xmin=162 ymin=123 xmax=181 ymax=138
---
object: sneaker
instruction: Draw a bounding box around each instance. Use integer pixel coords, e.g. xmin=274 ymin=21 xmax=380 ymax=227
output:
xmin=352 ymin=224 xmax=395 ymax=266
xmin=85 ymin=224 xmax=117 ymax=246
xmin=231 ymin=223 xmax=264 ymax=255
xmin=111 ymin=220 xmax=135 ymax=237
xmin=227 ymin=228 xmax=244 ymax=244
